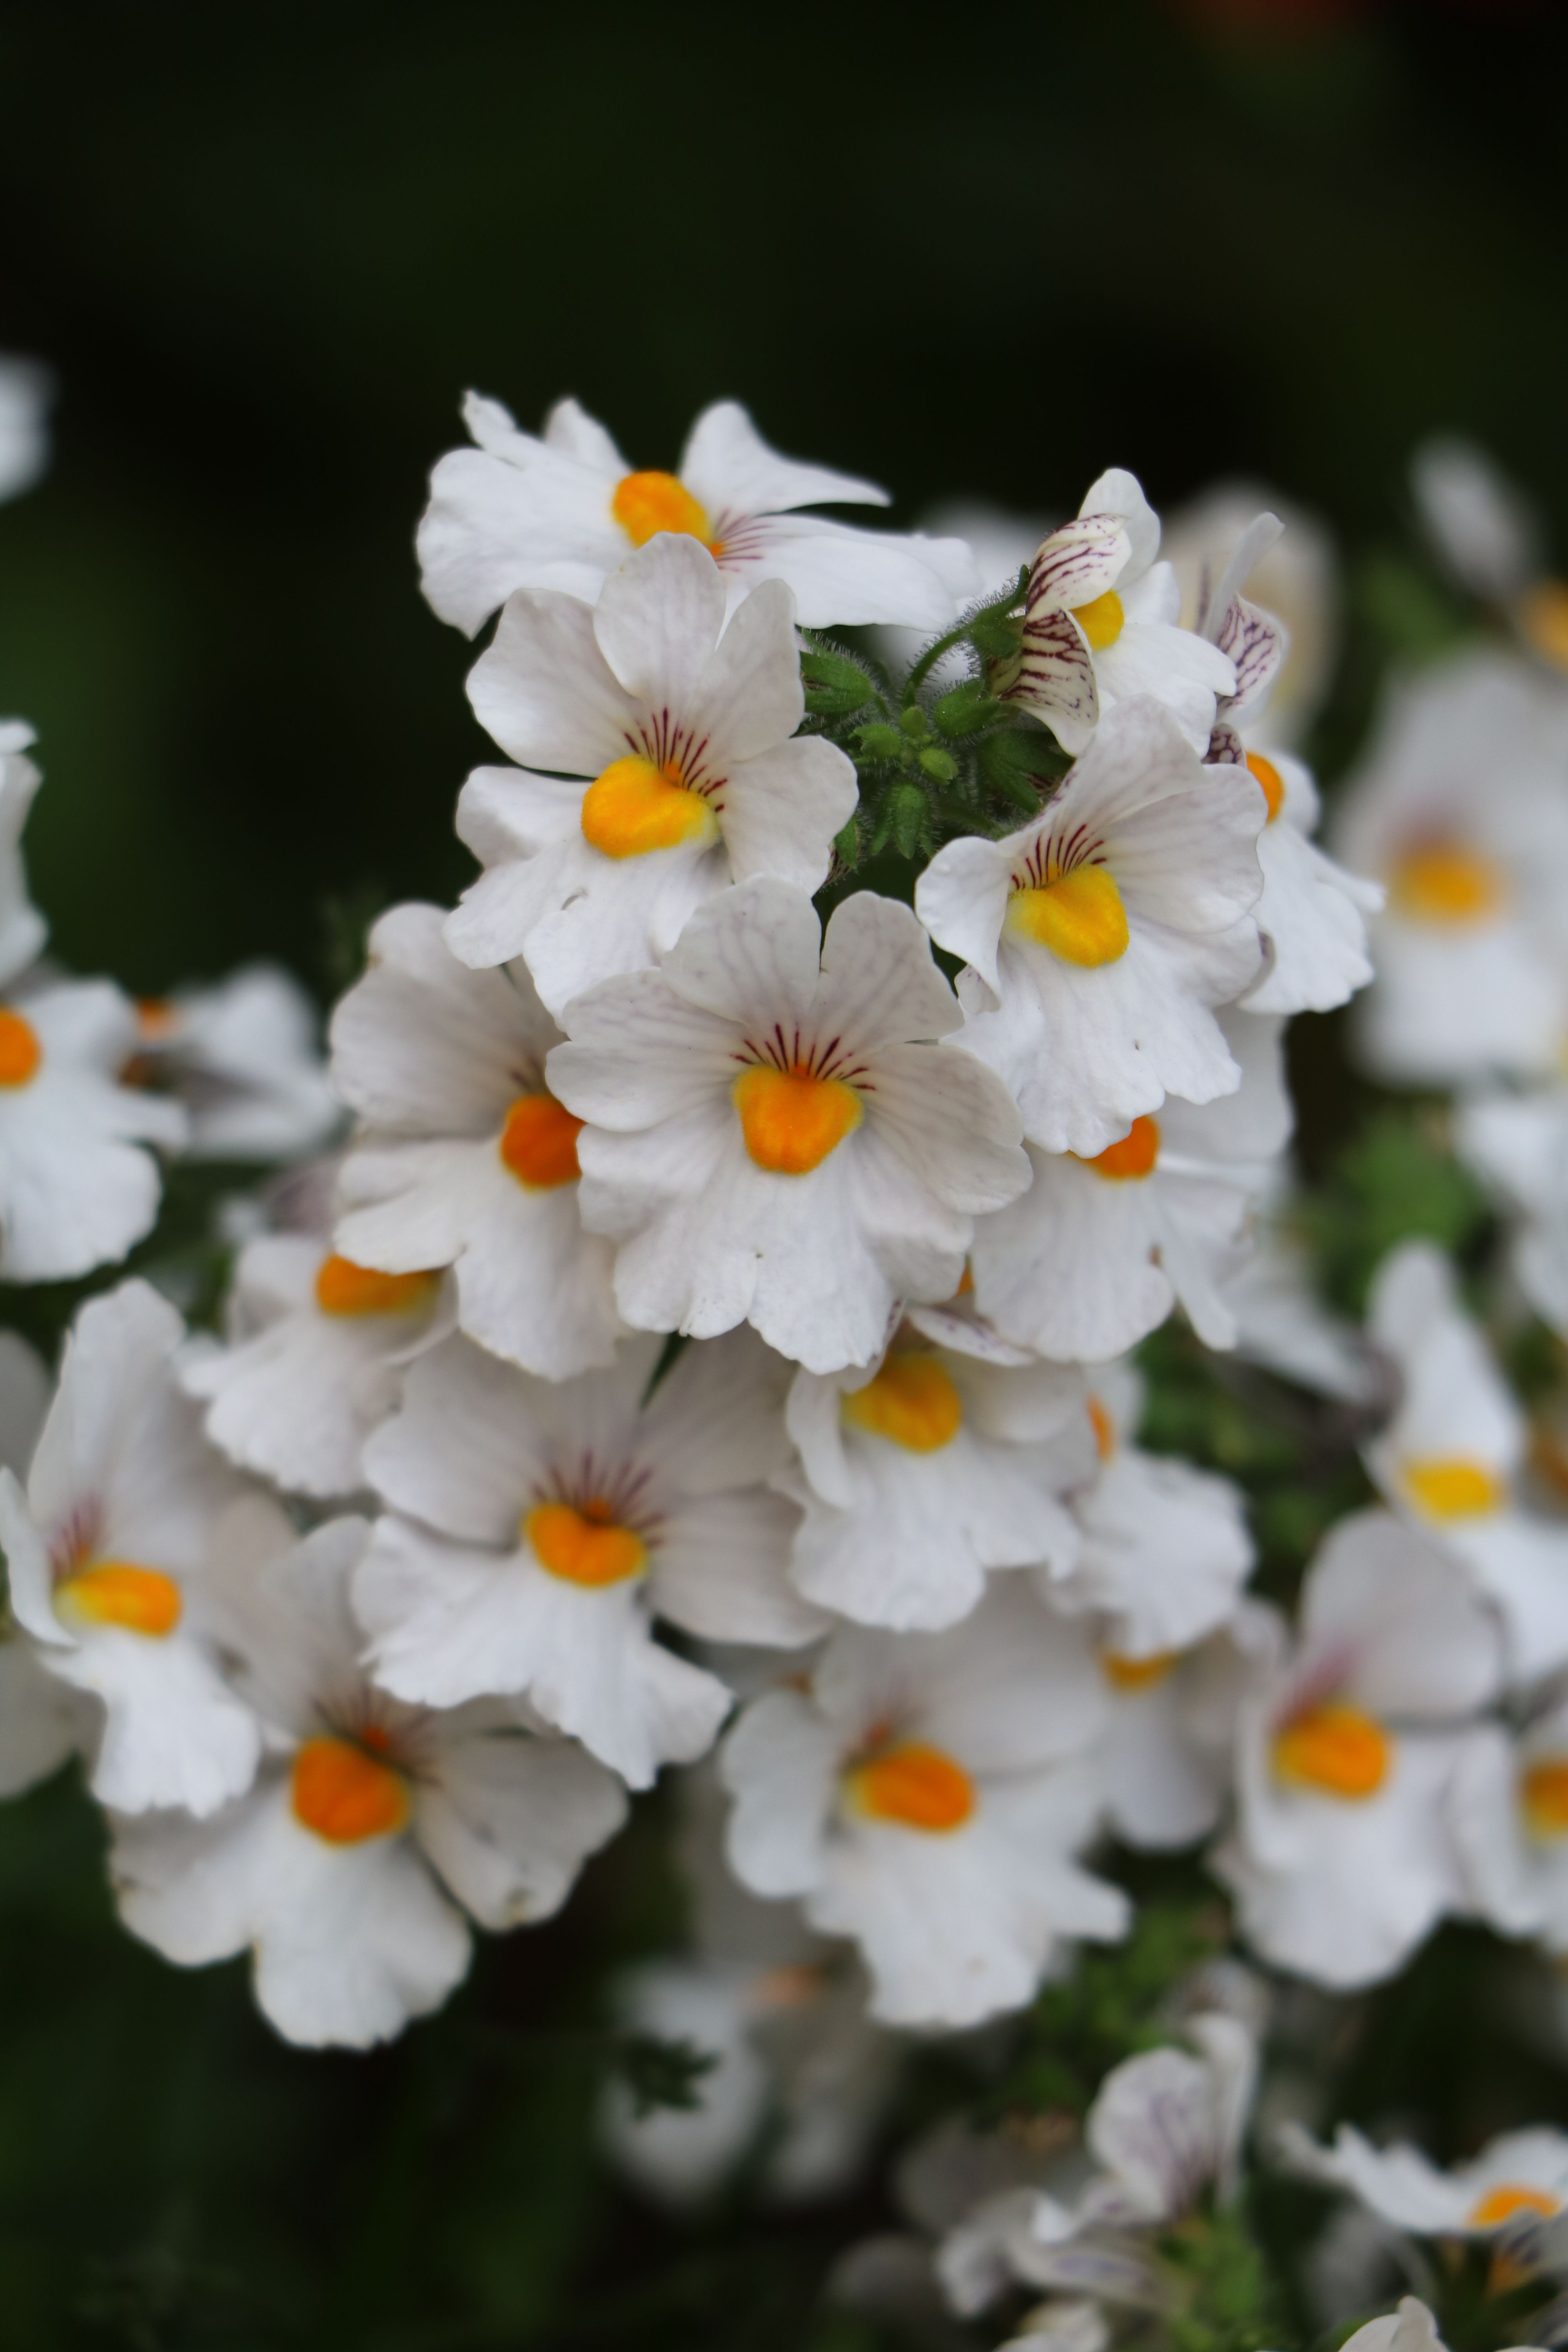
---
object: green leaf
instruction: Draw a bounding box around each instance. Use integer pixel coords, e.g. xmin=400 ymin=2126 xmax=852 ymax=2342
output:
xmin=610 ymin=2031 xmax=719 ymax=2120
xmin=917 ymin=745 xmax=957 ymax=783
xmin=885 ymin=781 xmax=928 ymax=857
xmin=932 ymin=678 xmax=1007 ymax=737
xmin=800 ymin=647 xmax=879 ymax=719
xmin=852 ymin=721 xmax=904 ymax=763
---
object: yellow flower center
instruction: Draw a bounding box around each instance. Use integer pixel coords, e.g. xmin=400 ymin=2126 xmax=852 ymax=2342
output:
xmin=610 ymin=469 xmax=712 ymax=550
xmin=1246 ymin=751 xmax=1286 ymax=824
xmin=55 ymin=1562 xmax=183 ymax=1639
xmin=732 ymin=1063 xmax=863 ymax=1176
xmin=1273 ymin=1703 xmax=1390 ymax=1800
xmin=1521 ymin=1759 xmax=1568 ymax=1840
xmin=290 ymin=1735 xmax=411 ymax=1845
xmin=1073 ymin=588 xmax=1125 ymax=650
xmin=314 ymin=1255 xmax=441 ymax=1318
xmin=1401 ymin=1455 xmax=1505 ymax=1521
xmin=1517 ymin=580 xmax=1568 ymax=670
xmin=1101 ymin=1648 xmax=1179 ymax=1691
xmin=1469 ymin=2184 xmax=1560 ymax=2229
xmin=1388 ymin=841 xmax=1506 ymax=926
xmin=846 ymin=1740 xmax=976 ymax=1832
xmin=842 ymin=1352 xmax=963 ymax=1452
xmin=1076 ymin=1115 xmax=1160 ymax=1181
xmin=498 ymin=1092 xmax=584 ymax=1189
xmin=580 ymin=754 xmax=719 ymax=860
xmin=525 ymin=1499 xmax=647 ymax=1589
xmin=1088 ymin=1396 xmax=1116 ymax=1460
xmin=0 ymin=1008 xmax=41 ymax=1088
xmin=1007 ymin=867 xmax=1130 ymax=967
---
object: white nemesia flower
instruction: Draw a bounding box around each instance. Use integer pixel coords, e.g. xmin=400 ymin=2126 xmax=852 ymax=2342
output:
xmin=1334 ymin=651 xmax=1568 ymax=1085
xmin=1220 ymin=1191 xmax=1379 ymax=1404
xmin=1447 ymin=1700 xmax=1568 ymax=1953
xmin=0 ymin=358 xmax=51 ymax=503
xmin=968 ymin=1007 xmax=1290 ymax=1361
xmin=0 ymin=723 xmax=47 ymax=988
xmin=1042 ymin=1361 xmax=1255 ymax=1659
xmin=444 ymin=535 xmax=857 ymax=1013
xmin=1365 ymin=1241 xmax=1568 ymax=1684
xmin=418 ymin=390 xmax=978 ymax=635
xmin=182 ymin=1229 xmax=448 ymax=1499
xmin=1210 ymin=1508 xmax=1502 ymax=1989
xmin=328 ymin=902 xmax=622 ymax=1379
xmin=0 ymin=1328 xmax=96 ymax=1794
xmin=125 ymin=965 xmax=341 ymax=1162
xmin=1165 ymin=480 xmax=1340 ymax=749
xmin=1412 ymin=436 xmax=1542 ymax=605
xmin=356 ymin=1329 xmax=820 ymax=1787
xmin=1096 ymin=1608 xmax=1272 ymax=1852
xmin=545 ymin=877 xmax=1030 ymax=1376
xmin=917 ymin=698 xmax=1265 ymax=1158
xmin=1339 ymin=2301 xmax=1451 ymax=2352
xmin=1282 ymin=2113 xmax=1568 ymax=2242
xmin=0 ymin=1281 xmax=265 ymax=1817
xmin=1456 ymin=1083 xmax=1568 ymax=1343
xmin=1003 ymin=470 xmax=1236 ymax=755
xmin=1221 ymin=743 xmax=1381 ymax=1018
xmin=0 ymin=975 xmax=185 ymax=1281
xmin=111 ymin=1515 xmax=626 ymax=2049
xmin=720 ymin=1582 xmax=1127 ymax=2029
xmin=777 ymin=1316 xmax=1084 ymax=1632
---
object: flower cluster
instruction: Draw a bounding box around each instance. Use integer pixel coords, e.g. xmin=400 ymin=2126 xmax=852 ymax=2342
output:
xmin=15 ymin=370 xmax=1568 ymax=2348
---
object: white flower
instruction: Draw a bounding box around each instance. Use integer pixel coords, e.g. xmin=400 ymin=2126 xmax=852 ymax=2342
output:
xmin=967 ymin=1007 xmax=1290 ymax=1360
xmin=1456 ymin=1083 xmax=1568 ymax=1342
xmin=1164 ymin=481 xmax=1340 ymax=749
xmin=0 ymin=1281 xmax=265 ymax=1817
xmin=0 ymin=358 xmax=51 ymax=503
xmin=1447 ymin=1700 xmax=1568 ymax=1953
xmin=1096 ymin=1610 xmax=1272 ymax=1852
xmin=1003 ymin=470 xmax=1236 ymax=755
xmin=126 ymin=965 xmax=341 ymax=1161
xmin=1221 ymin=744 xmax=1381 ymax=1017
xmin=0 ymin=1328 xmax=95 ymax=1793
xmin=1043 ymin=1361 xmax=1256 ymax=1660
xmin=1219 ymin=1190 xmax=1378 ymax=1404
xmin=1340 ymin=2302 xmax=1451 ymax=2352
xmin=1210 ymin=1508 xmax=1502 ymax=1989
xmin=720 ymin=1582 xmax=1127 ymax=2029
xmin=182 ymin=1230 xmax=448 ymax=1499
xmin=545 ymin=877 xmax=1030 ymax=1376
xmin=1283 ymin=2112 xmax=1568 ymax=2243
xmin=1334 ymin=651 xmax=1568 ymax=1085
xmin=328 ymin=902 xmax=622 ymax=1379
xmin=0 ymin=723 xmax=47 ymax=987
xmin=443 ymin=535 xmax=857 ymax=1014
xmin=111 ymin=1515 xmax=626 ymax=2049
xmin=417 ymin=390 xmax=978 ymax=635
xmin=917 ymin=699 xmax=1265 ymax=1158
xmin=777 ymin=1318 xmax=1084 ymax=1632
xmin=1365 ymin=1241 xmax=1568 ymax=1684
xmin=356 ymin=1329 xmax=819 ymax=1787
xmin=0 ymin=976 xmax=185 ymax=1281
xmin=1411 ymin=437 xmax=1568 ymax=675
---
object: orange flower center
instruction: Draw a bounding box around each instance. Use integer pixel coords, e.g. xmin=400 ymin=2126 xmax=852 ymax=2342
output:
xmin=1521 ymin=1759 xmax=1568 ymax=1840
xmin=1102 ymin=1648 xmax=1178 ymax=1691
xmin=1088 ymin=1395 xmax=1116 ymax=1459
xmin=1401 ymin=1455 xmax=1504 ymax=1521
xmin=1007 ymin=867 xmax=1129 ymax=967
xmin=290 ymin=1735 xmax=411 ymax=1845
xmin=1273 ymin=1703 xmax=1390 ymax=1800
xmin=1469 ymin=2184 xmax=1560 ymax=2229
xmin=499 ymin=1092 xmax=584 ymax=1189
xmin=1246 ymin=751 xmax=1286 ymax=823
xmin=0 ymin=1008 xmax=42 ymax=1088
xmin=525 ymin=1499 xmax=647 ymax=1588
xmin=1077 ymin=1115 xmax=1160 ymax=1181
xmin=1073 ymin=588 xmax=1125 ymax=650
xmin=314 ymin=1256 xmax=441 ymax=1318
xmin=841 ymin=1352 xmax=963 ymax=1452
xmin=732 ymin=1063 xmax=863 ymax=1176
xmin=1388 ymin=840 xmax=1506 ymax=926
xmin=611 ymin=469 xmax=712 ymax=550
xmin=846 ymin=1740 xmax=976 ymax=1832
xmin=579 ymin=754 xmax=719 ymax=860
xmin=55 ymin=1562 xmax=183 ymax=1638
xmin=1517 ymin=580 xmax=1568 ymax=670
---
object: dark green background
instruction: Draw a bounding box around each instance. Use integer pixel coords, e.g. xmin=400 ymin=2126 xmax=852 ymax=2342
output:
xmin=0 ymin=4 xmax=1565 ymax=2346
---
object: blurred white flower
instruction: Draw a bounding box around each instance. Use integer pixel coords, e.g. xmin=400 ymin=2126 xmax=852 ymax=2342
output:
xmin=0 ymin=359 xmax=52 ymax=504
xmin=126 ymin=965 xmax=340 ymax=1162
xmin=1165 ymin=480 xmax=1340 ymax=749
